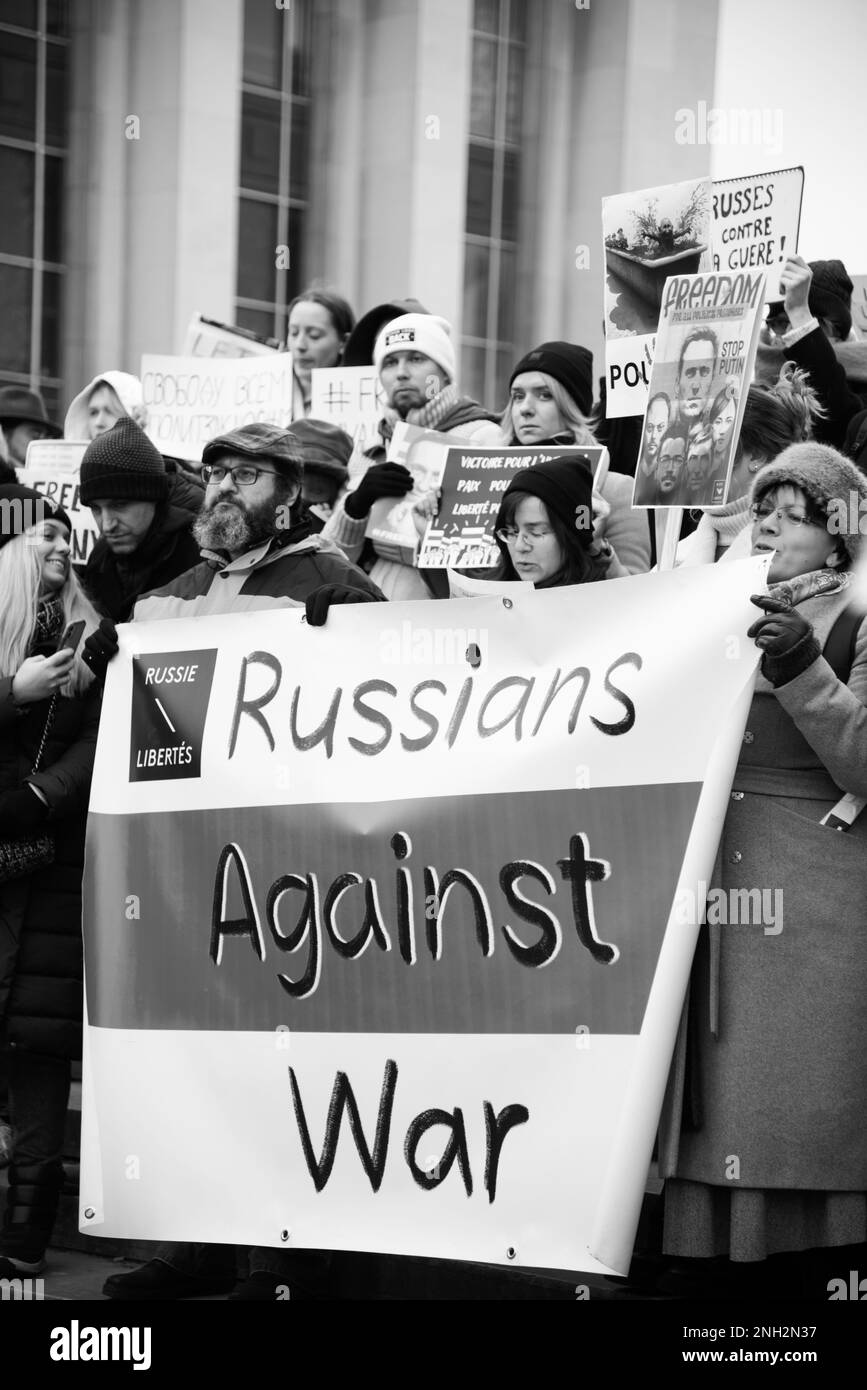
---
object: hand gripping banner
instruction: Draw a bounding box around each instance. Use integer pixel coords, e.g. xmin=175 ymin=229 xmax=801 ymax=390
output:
xmin=80 ymin=559 xmax=766 ymax=1274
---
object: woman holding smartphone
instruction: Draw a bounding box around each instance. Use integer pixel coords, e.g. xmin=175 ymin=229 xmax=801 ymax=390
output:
xmin=0 ymin=485 xmax=101 ymax=1277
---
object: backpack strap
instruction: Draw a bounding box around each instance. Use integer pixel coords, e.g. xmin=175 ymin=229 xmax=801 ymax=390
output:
xmin=822 ymin=603 xmax=861 ymax=683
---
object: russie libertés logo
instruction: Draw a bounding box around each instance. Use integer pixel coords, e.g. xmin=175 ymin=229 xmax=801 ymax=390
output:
xmin=129 ymin=650 xmax=217 ymax=782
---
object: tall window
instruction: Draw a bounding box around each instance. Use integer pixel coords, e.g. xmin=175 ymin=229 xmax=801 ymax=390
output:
xmin=0 ymin=0 xmax=69 ymax=421
xmin=235 ymin=0 xmax=312 ymax=344
xmin=461 ymin=0 xmax=526 ymax=410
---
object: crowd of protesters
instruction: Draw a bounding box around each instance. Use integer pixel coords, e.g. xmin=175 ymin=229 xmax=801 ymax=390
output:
xmin=0 ymin=250 xmax=865 ymax=1301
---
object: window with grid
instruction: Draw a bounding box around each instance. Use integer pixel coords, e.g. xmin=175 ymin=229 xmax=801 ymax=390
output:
xmin=0 ymin=0 xmax=69 ymax=423
xmin=234 ymin=0 xmax=312 ymax=345
xmin=461 ymin=0 xmax=526 ymax=411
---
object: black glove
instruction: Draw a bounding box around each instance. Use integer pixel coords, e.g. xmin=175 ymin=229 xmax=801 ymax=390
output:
xmin=305 ymin=585 xmax=382 ymax=627
xmin=344 ymin=463 xmax=413 ymax=520
xmin=82 ymin=618 xmax=119 ymax=684
xmin=0 ymin=785 xmax=50 ymax=834
xmin=747 ymin=594 xmax=820 ymax=687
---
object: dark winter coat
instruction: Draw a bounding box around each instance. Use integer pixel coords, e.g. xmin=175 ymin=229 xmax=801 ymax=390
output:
xmin=0 ymin=674 xmax=100 ymax=1060
xmin=82 ymin=468 xmax=203 ymax=622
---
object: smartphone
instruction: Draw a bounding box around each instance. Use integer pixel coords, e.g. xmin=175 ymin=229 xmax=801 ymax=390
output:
xmin=57 ymin=620 xmax=86 ymax=656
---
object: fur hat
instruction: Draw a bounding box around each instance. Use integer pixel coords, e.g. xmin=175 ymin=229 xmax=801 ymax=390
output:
xmin=79 ymin=418 xmax=169 ymax=504
xmin=64 ymin=370 xmax=147 ymax=441
xmin=750 ymin=441 xmax=867 ymax=565
xmin=373 ymin=313 xmax=456 ymax=383
xmin=509 ymin=342 xmax=594 ymax=419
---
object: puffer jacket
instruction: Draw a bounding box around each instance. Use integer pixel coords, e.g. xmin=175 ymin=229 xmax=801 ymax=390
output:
xmin=0 ymin=672 xmax=100 ymax=1059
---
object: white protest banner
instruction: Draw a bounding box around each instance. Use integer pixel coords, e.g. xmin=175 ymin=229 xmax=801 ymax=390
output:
xmin=140 ymin=354 xmax=296 ymax=458
xmin=80 ymin=559 xmax=765 ymax=1272
xmin=418 ymin=445 xmax=604 ymax=569
xmin=850 ymin=275 xmax=867 ymax=337
xmin=18 ymin=442 xmax=98 ymax=565
xmin=708 ymin=167 xmax=804 ymax=301
xmin=603 ymin=177 xmax=711 ymax=418
xmin=182 ymin=312 xmax=282 ymax=358
xmin=310 ymin=366 xmax=385 ymax=462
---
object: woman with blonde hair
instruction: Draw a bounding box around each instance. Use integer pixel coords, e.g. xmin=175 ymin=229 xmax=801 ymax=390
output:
xmin=64 ymin=370 xmax=147 ymax=441
xmin=0 ymin=485 xmax=101 ymax=1276
xmin=501 ymin=342 xmax=650 ymax=577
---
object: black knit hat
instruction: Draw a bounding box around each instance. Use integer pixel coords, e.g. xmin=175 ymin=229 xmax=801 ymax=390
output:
xmin=496 ymin=455 xmax=595 ymax=540
xmin=0 ymin=483 xmax=72 ymax=549
xmin=79 ymin=418 xmax=169 ymax=505
xmin=808 ymin=259 xmax=853 ymax=339
xmin=509 ymin=342 xmax=594 ymax=419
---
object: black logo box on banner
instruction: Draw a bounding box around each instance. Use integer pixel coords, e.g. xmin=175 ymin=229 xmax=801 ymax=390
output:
xmin=129 ymin=649 xmax=218 ymax=783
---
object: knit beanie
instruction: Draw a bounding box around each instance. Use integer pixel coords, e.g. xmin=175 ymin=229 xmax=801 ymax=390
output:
xmin=497 ymin=455 xmax=595 ymax=540
xmin=285 ymin=418 xmax=352 ymax=482
xmin=79 ymin=418 xmax=169 ymax=504
xmin=509 ymin=342 xmax=594 ymax=419
xmin=0 ymin=483 xmax=71 ymax=549
xmin=750 ymin=441 xmax=867 ymax=564
xmin=344 ymin=298 xmax=430 ymax=367
xmin=373 ymin=313 xmax=456 ymax=383
xmin=64 ymin=370 xmax=147 ymax=441
xmin=808 ymin=260 xmax=854 ymax=340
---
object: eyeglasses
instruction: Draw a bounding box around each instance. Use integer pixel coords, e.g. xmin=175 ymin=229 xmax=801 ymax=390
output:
xmin=201 ymin=463 xmax=281 ymax=486
xmin=749 ymin=502 xmax=824 ymax=528
xmin=495 ymin=526 xmax=553 ymax=545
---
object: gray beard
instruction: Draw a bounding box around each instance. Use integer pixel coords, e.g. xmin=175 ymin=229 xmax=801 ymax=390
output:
xmin=193 ymin=498 xmax=278 ymax=555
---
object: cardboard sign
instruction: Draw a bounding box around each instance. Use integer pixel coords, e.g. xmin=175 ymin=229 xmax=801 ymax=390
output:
xmin=182 ymin=312 xmax=282 ymax=358
xmin=140 ymin=354 xmax=296 ymax=458
xmin=632 ymin=270 xmax=766 ymax=510
xmin=418 ymin=445 xmax=604 ymax=569
xmin=850 ymin=275 xmax=867 ymax=336
xmin=80 ymin=560 xmax=765 ymax=1273
xmin=18 ymin=445 xmax=98 ymax=565
xmin=310 ymin=366 xmax=386 ymax=460
xmin=708 ymin=167 xmax=804 ymax=301
xmin=603 ymin=177 xmax=711 ymax=419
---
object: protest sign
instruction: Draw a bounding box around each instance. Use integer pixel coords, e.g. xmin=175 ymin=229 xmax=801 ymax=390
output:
xmin=23 ymin=438 xmax=86 ymax=474
xmin=183 ymin=312 xmax=282 ymax=357
xmin=140 ymin=354 xmax=296 ymax=458
xmin=850 ymin=275 xmax=867 ymax=336
xmin=708 ymin=167 xmax=804 ymax=301
xmin=361 ymin=423 xmax=455 ymax=566
xmin=632 ymin=269 xmax=766 ymax=510
xmin=80 ymin=559 xmax=765 ymax=1272
xmin=18 ymin=441 xmax=98 ymax=565
xmin=311 ymin=366 xmax=385 ymax=461
xmin=418 ymin=445 xmax=604 ymax=569
xmin=602 ymin=177 xmax=711 ymax=418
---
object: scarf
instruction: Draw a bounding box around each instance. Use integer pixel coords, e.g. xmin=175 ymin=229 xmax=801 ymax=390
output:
xmin=30 ymin=594 xmax=65 ymax=655
xmin=767 ymin=566 xmax=849 ymax=609
xmin=377 ymin=383 xmax=460 ymax=446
